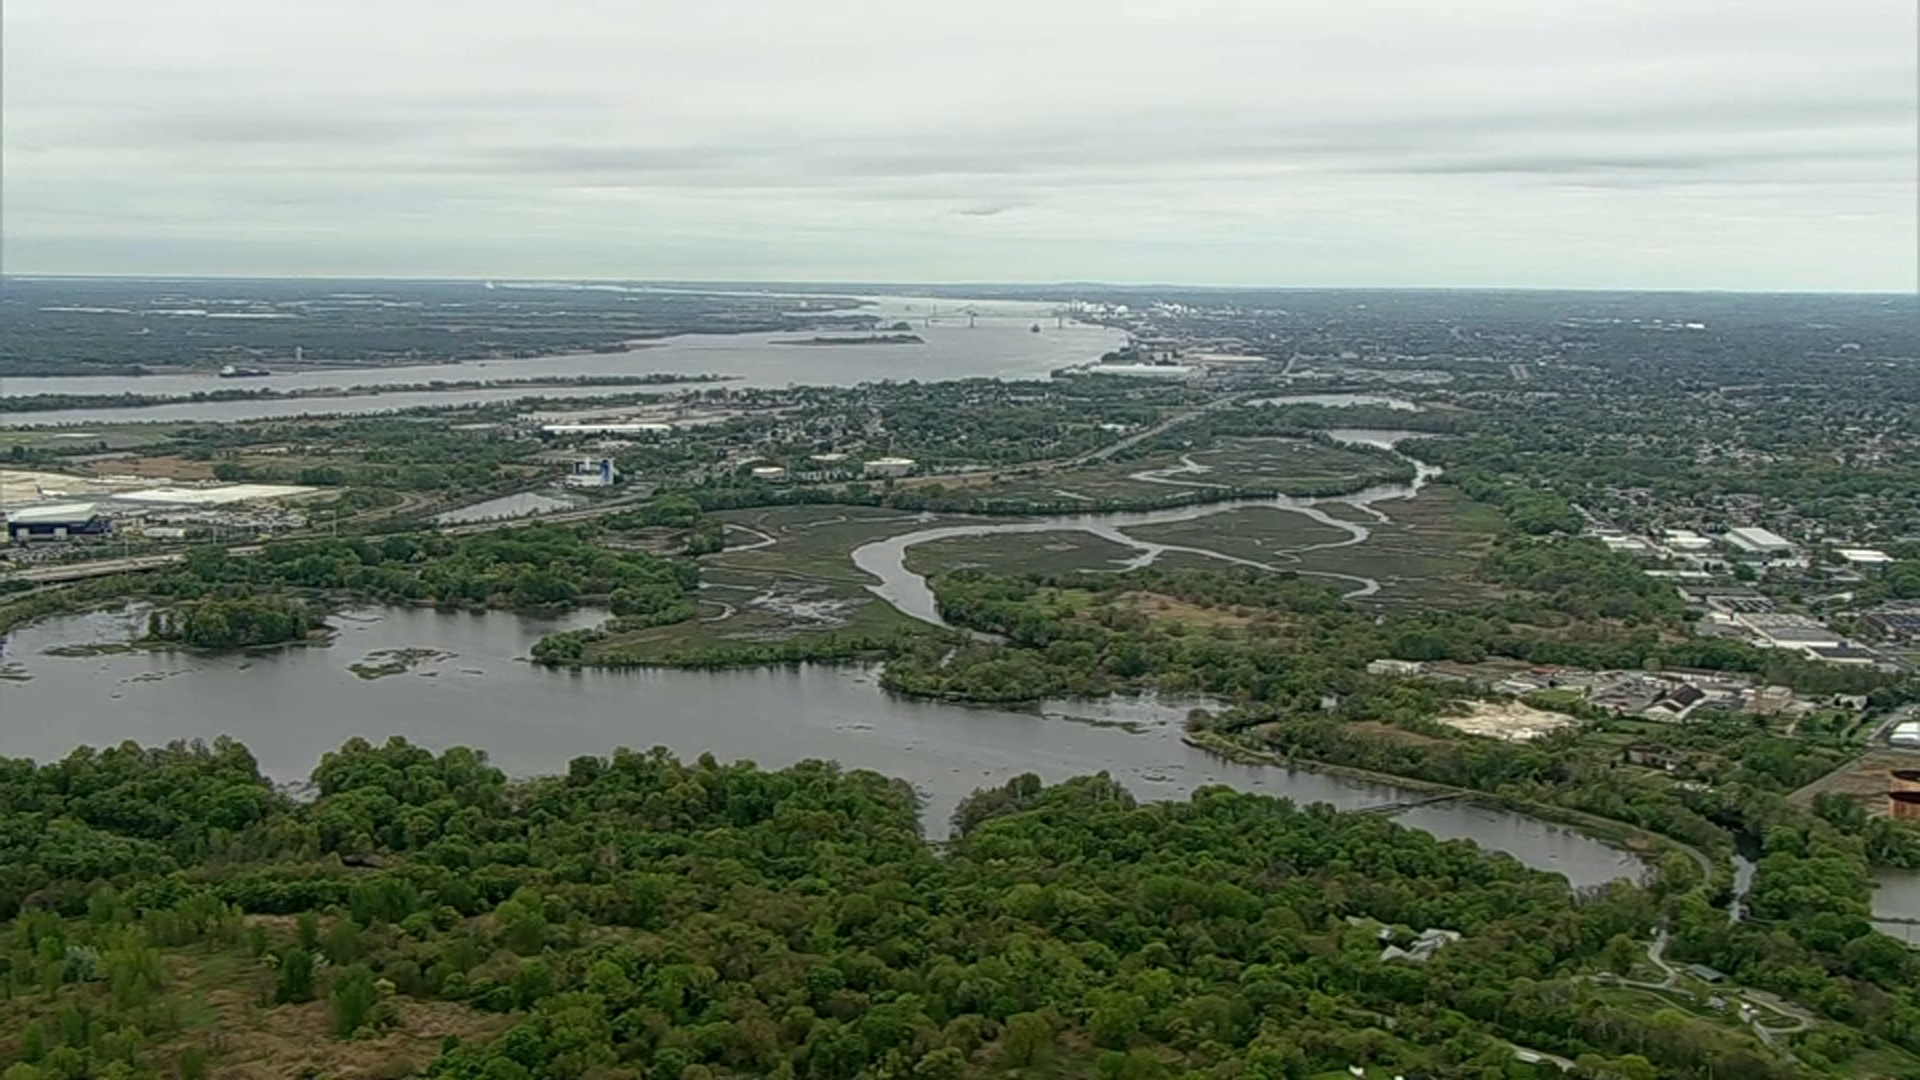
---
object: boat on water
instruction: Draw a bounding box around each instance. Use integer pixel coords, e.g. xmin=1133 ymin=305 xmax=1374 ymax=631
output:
xmin=1030 ymin=323 xmax=1042 ymax=333
xmin=218 ymin=364 xmax=273 ymax=378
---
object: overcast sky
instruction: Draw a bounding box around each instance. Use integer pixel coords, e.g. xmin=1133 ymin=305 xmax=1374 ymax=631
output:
xmin=4 ymin=0 xmax=1915 ymax=290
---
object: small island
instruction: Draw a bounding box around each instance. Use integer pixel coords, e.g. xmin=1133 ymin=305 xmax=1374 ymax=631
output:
xmin=144 ymin=596 xmax=331 ymax=651
xmin=772 ymin=333 xmax=926 ymax=347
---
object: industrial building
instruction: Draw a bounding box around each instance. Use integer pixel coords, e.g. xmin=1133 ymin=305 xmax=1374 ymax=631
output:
xmin=1724 ymin=526 xmax=1794 ymax=558
xmin=1599 ymin=534 xmax=1654 ymax=557
xmin=1662 ymin=529 xmax=1715 ymax=553
xmin=542 ymin=422 xmax=674 ymax=436
xmin=7 ymin=503 xmax=113 ymax=542
xmin=1862 ymin=607 xmax=1920 ymax=643
xmin=1801 ymin=644 xmax=1883 ymax=667
xmin=863 ymin=457 xmax=917 ymax=478
xmin=1838 ymin=548 xmax=1895 ymax=566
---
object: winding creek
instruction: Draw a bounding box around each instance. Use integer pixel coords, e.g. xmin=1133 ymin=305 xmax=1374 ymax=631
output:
xmin=851 ymin=429 xmax=1439 ymax=626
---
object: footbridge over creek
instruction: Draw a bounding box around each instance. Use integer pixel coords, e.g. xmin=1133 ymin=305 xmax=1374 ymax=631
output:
xmin=1352 ymin=792 xmax=1470 ymax=816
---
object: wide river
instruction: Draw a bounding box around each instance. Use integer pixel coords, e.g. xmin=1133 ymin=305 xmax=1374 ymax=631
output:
xmin=0 ymin=299 xmax=1125 ymax=427
xmin=0 ymin=603 xmax=1644 ymax=886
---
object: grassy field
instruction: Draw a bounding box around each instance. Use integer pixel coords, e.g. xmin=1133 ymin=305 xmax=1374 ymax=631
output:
xmin=0 ymin=424 xmax=183 ymax=452
xmin=1109 ymin=488 xmax=1501 ymax=610
xmin=709 ymin=504 xmax=958 ymax=584
xmin=1118 ymin=506 xmax=1355 ymax=562
xmin=945 ymin=437 xmax=1403 ymax=510
xmin=0 ymin=926 xmax=511 ymax=1080
xmin=578 ymin=480 xmax=1507 ymax=663
xmin=1790 ymin=746 xmax=1920 ymax=809
xmin=577 ymin=504 xmax=945 ymax=661
xmin=1182 ymin=436 xmax=1405 ymax=490
xmin=1293 ymin=486 xmax=1505 ymax=609
xmin=904 ymin=530 xmax=1143 ymax=577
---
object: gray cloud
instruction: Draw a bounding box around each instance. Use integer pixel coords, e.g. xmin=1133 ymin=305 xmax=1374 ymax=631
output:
xmin=2 ymin=0 xmax=1914 ymax=289
xmin=117 ymin=114 xmax=432 ymax=147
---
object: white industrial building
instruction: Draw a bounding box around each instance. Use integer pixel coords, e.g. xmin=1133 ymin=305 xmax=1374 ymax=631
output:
xmin=542 ymin=422 xmax=673 ymax=436
xmin=1663 ymin=529 xmax=1715 ymax=553
xmin=864 ymin=457 xmax=917 ymax=478
xmin=1838 ymin=548 xmax=1895 ymax=566
xmin=1725 ymin=526 xmax=1794 ymax=558
xmin=1600 ymin=535 xmax=1653 ymax=556
xmin=6 ymin=502 xmax=111 ymax=541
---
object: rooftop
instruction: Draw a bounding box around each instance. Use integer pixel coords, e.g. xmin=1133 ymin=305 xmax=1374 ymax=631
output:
xmin=1725 ymin=526 xmax=1793 ymax=552
xmin=1838 ymin=548 xmax=1895 ymax=565
xmin=6 ymin=501 xmax=101 ymax=523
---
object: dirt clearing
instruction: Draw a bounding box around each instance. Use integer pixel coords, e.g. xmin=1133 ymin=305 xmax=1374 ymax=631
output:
xmin=1437 ymin=700 xmax=1580 ymax=742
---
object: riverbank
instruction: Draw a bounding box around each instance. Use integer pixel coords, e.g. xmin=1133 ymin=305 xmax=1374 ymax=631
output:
xmin=773 ymin=334 xmax=924 ymax=346
xmin=0 ymin=603 xmax=1647 ymax=885
xmin=0 ymin=373 xmax=736 ymax=414
xmin=1183 ymin=728 xmax=1710 ymax=878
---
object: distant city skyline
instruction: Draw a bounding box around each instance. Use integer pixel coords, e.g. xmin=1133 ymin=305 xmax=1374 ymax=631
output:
xmin=4 ymin=0 xmax=1915 ymax=292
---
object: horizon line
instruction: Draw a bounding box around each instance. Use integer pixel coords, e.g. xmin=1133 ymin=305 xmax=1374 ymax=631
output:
xmin=2 ymin=272 xmax=1913 ymax=298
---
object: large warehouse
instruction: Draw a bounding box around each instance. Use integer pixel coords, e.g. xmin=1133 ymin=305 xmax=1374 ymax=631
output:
xmin=6 ymin=502 xmax=113 ymax=542
xmin=1724 ymin=526 xmax=1795 ymax=558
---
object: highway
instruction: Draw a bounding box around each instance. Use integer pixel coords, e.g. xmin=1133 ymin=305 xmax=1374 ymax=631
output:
xmin=1067 ymin=391 xmax=1248 ymax=466
xmin=9 ymin=552 xmax=187 ymax=583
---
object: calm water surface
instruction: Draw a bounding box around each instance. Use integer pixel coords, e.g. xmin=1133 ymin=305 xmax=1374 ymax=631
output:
xmin=0 ymin=605 xmax=1641 ymax=884
xmin=1876 ymin=869 xmax=1920 ymax=947
xmin=1 ymin=308 xmax=1124 ymax=426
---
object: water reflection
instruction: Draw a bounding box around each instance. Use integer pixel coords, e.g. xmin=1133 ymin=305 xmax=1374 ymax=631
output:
xmin=2 ymin=316 xmax=1125 ymax=426
xmin=0 ymin=605 xmax=1642 ymax=886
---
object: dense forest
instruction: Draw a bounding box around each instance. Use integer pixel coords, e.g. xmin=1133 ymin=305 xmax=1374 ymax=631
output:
xmin=875 ymin=566 xmax=1903 ymax=706
xmin=2 ymin=737 xmax=1879 ymax=1080
xmin=141 ymin=527 xmax=698 ymax=626
xmin=142 ymin=596 xmax=328 ymax=650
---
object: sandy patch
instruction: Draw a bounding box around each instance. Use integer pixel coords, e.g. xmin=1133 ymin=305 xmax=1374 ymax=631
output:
xmin=1437 ymin=700 xmax=1579 ymax=742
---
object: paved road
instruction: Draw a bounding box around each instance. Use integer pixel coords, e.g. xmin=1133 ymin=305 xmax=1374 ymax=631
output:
xmin=1646 ymin=929 xmax=1677 ymax=985
xmin=1595 ymin=930 xmax=1809 ymax=1063
xmin=1068 ymin=392 xmax=1247 ymax=466
xmin=9 ymin=552 xmax=186 ymax=583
